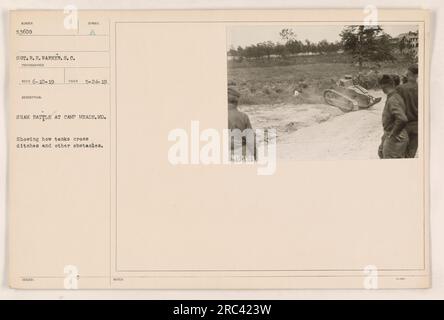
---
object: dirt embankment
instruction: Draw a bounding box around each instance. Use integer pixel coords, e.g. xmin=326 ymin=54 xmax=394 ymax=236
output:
xmin=240 ymin=90 xmax=385 ymax=160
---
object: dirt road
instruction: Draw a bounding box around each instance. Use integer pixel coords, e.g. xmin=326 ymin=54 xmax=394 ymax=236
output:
xmin=240 ymin=90 xmax=385 ymax=160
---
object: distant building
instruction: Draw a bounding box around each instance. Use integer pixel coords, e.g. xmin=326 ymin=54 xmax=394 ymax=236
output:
xmin=396 ymin=31 xmax=419 ymax=56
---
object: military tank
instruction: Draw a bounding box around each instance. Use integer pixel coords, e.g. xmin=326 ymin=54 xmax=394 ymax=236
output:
xmin=323 ymin=75 xmax=382 ymax=112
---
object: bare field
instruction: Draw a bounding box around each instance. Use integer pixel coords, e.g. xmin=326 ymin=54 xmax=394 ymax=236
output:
xmin=276 ymin=91 xmax=385 ymax=160
xmin=239 ymin=103 xmax=344 ymax=137
xmin=239 ymin=90 xmax=386 ymax=160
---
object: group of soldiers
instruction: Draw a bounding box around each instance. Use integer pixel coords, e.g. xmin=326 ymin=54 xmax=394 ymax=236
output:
xmin=378 ymin=65 xmax=418 ymax=159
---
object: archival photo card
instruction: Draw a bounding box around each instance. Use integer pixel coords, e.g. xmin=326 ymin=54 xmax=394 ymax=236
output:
xmin=7 ymin=9 xmax=430 ymax=289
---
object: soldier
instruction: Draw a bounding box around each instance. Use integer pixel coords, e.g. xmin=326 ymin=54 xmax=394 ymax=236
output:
xmin=378 ymin=75 xmax=409 ymax=159
xmin=396 ymin=65 xmax=418 ymax=158
xmin=227 ymin=87 xmax=256 ymax=160
xmin=228 ymin=87 xmax=252 ymax=131
xmin=392 ymin=74 xmax=401 ymax=87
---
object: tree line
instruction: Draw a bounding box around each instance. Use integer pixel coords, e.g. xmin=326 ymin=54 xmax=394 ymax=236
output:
xmin=229 ymin=26 xmax=417 ymax=67
xmin=228 ymin=28 xmax=342 ymax=60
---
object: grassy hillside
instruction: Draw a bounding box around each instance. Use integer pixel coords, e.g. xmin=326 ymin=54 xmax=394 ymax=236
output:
xmin=227 ymin=53 xmax=414 ymax=105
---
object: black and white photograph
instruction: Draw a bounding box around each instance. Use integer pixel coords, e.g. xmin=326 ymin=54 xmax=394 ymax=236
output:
xmin=227 ymin=24 xmax=419 ymax=160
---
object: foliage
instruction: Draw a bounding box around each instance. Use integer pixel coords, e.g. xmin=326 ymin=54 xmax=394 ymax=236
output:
xmin=340 ymin=25 xmax=396 ymax=68
xmin=228 ymin=28 xmax=342 ymax=60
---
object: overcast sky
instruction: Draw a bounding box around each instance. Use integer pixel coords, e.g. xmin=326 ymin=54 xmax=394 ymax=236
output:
xmin=227 ymin=25 xmax=418 ymax=49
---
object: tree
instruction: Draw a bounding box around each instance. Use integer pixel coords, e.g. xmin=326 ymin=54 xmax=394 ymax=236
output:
xmin=227 ymin=46 xmax=238 ymax=57
xmin=274 ymin=43 xmax=288 ymax=58
xmin=317 ymin=39 xmax=329 ymax=54
xmin=257 ymin=41 xmax=275 ymax=60
xmin=340 ymin=25 xmax=395 ymax=69
xmin=279 ymin=28 xmax=296 ymax=43
xmin=279 ymin=28 xmax=302 ymax=55
xmin=286 ymin=39 xmax=303 ymax=55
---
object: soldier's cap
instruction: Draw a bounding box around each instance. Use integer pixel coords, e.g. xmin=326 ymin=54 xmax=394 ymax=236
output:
xmin=228 ymin=87 xmax=241 ymax=100
xmin=379 ymin=74 xmax=395 ymax=86
xmin=408 ymin=64 xmax=418 ymax=75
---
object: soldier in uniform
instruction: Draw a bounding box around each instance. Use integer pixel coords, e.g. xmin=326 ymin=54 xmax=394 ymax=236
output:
xmin=378 ymin=75 xmax=409 ymax=159
xmin=227 ymin=87 xmax=256 ymax=160
xmin=396 ymin=65 xmax=418 ymax=158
